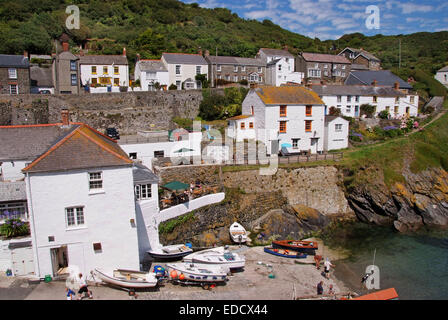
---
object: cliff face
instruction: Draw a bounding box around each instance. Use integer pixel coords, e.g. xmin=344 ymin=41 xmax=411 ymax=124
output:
xmin=346 ymin=167 xmax=448 ymax=232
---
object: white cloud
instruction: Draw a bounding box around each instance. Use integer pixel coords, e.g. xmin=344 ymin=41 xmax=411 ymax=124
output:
xmin=398 ymin=3 xmax=433 ymax=14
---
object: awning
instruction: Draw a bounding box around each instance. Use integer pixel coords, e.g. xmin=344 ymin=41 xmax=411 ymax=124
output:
xmin=174 ymin=148 xmax=194 ymax=153
xmin=162 ymin=181 xmax=190 ymax=191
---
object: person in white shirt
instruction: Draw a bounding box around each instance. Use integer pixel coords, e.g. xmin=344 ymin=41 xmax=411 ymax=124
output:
xmin=77 ymin=273 xmax=93 ymax=300
xmin=324 ymin=258 xmax=335 ymax=279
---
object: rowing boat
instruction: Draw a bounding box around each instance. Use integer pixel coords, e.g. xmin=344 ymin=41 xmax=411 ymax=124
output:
xmin=264 ymin=247 xmax=308 ymax=259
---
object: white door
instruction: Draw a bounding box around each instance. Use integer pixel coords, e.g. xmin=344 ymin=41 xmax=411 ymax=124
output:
xmin=11 ymin=247 xmax=34 ymax=276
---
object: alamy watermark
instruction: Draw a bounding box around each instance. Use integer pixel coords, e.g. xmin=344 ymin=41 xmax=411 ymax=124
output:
xmin=365 ymin=5 xmax=380 ymax=30
xmin=66 ymin=5 xmax=80 ymax=30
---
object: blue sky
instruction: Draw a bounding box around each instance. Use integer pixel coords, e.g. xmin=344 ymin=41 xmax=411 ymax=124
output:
xmin=181 ymin=0 xmax=448 ymax=40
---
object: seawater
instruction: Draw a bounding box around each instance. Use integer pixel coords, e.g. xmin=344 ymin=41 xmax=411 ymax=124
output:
xmin=323 ymin=222 xmax=448 ymax=300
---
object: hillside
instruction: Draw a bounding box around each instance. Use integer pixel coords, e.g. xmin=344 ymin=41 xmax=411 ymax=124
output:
xmin=1 ymin=0 xmax=448 ymax=77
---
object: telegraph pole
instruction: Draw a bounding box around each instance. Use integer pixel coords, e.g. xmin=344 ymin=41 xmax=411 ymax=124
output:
xmin=399 ymin=39 xmax=401 ymax=69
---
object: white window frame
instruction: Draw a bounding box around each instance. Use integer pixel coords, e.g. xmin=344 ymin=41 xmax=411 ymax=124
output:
xmin=233 ymin=75 xmax=238 ymax=82
xmin=175 ymin=65 xmax=181 ymax=75
xmin=217 ymin=65 xmax=221 ymax=72
xmin=234 ymin=65 xmax=238 ymax=72
xmin=292 ymin=138 xmax=299 ymax=149
xmin=176 ymin=80 xmax=181 ymax=89
xmin=8 ymin=68 xmax=17 ymax=79
xmin=65 ymin=207 xmax=85 ymax=228
xmin=71 ymin=74 xmax=77 ymax=86
xmin=135 ymin=184 xmax=152 ymax=200
xmin=9 ymin=84 xmax=18 ymax=94
xmin=346 ymin=105 xmax=351 ymax=113
xmin=241 ymin=65 xmax=246 ymax=72
xmin=88 ymin=172 xmax=103 ymax=190
xmin=258 ymin=67 xmax=262 ymax=73
xmin=335 ymin=124 xmax=343 ymax=132
xmin=196 ymin=66 xmax=201 ymax=75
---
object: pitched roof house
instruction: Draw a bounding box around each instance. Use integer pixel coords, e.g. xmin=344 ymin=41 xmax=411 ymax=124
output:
xmin=161 ymin=53 xmax=208 ymax=90
xmin=296 ymin=52 xmax=351 ymax=83
xmin=338 ymin=47 xmax=381 ymax=70
xmin=435 ymin=66 xmax=448 ymax=87
xmin=345 ymin=70 xmax=413 ymax=90
xmin=0 ymin=54 xmax=31 ymax=94
xmin=134 ymin=59 xmax=169 ymax=91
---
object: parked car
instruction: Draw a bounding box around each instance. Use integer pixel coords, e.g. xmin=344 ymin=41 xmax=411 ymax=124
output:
xmin=39 ymin=90 xmax=52 ymax=94
xmin=105 ymin=128 xmax=120 ymax=140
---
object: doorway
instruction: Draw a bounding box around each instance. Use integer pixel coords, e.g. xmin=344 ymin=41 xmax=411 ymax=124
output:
xmin=50 ymin=246 xmax=69 ymax=276
xmin=310 ymin=138 xmax=319 ymax=154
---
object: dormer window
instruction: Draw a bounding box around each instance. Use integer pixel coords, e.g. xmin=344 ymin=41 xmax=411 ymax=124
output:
xmin=8 ymin=68 xmax=17 ymax=79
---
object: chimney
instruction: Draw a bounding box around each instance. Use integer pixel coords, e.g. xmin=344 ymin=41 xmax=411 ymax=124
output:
xmin=61 ymin=109 xmax=70 ymax=126
xmin=283 ymin=45 xmax=289 ymax=51
xmin=23 ymin=50 xmax=28 ymax=59
xmin=136 ymin=53 xmax=141 ymax=61
xmin=62 ymin=41 xmax=69 ymax=52
xmin=394 ymin=81 xmax=399 ymax=90
xmin=79 ymin=50 xmax=85 ymax=56
xmin=372 ymin=79 xmax=377 ymax=86
xmin=198 ymin=47 xmax=203 ymax=56
xmin=205 ymin=50 xmax=210 ymax=57
xmin=122 ymin=47 xmax=127 ymax=57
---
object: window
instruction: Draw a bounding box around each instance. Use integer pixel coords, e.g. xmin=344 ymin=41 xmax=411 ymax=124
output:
xmin=279 ymin=121 xmax=287 ymax=133
xmin=346 ymin=105 xmax=351 ymax=113
xmin=324 ymin=71 xmax=328 ymax=76
xmin=114 ymin=78 xmax=120 ymax=86
xmin=292 ymin=139 xmax=299 ymax=149
xmin=385 ymin=106 xmax=390 ymax=113
xmin=71 ymin=74 xmax=77 ymax=86
xmin=91 ymin=66 xmax=97 ymax=74
xmin=89 ymin=172 xmax=103 ymax=190
xmin=233 ymin=75 xmax=238 ymax=82
xmin=335 ymin=124 xmax=343 ymax=132
xmin=66 ymin=207 xmax=84 ymax=228
xmin=324 ymin=64 xmax=328 ymax=69
xmin=395 ymin=97 xmax=399 ymax=103
xmin=103 ymin=66 xmax=108 ymax=74
xmin=251 ymin=106 xmax=254 ymax=115
xmin=305 ymin=120 xmax=312 ymax=132
xmin=308 ymin=69 xmax=321 ymax=78
xmin=241 ymin=65 xmax=246 ymax=72
xmin=0 ymin=202 xmax=27 ymax=221
xmin=154 ymin=150 xmax=164 ymax=158
xmin=373 ymin=96 xmax=378 ymax=103
xmin=406 ymin=107 xmax=410 ymax=114
xmin=258 ymin=67 xmax=262 ymax=73
xmin=314 ymin=63 xmax=319 ymax=69
xmin=114 ymin=66 xmax=119 ymax=74
xmin=240 ymin=122 xmax=245 ymax=130
xmin=355 ymin=96 xmax=359 ymax=102
xmin=9 ymin=84 xmax=18 ymax=94
xmin=259 ymin=76 xmax=262 ymax=82
xmin=196 ymin=66 xmax=201 ymax=75
xmin=176 ymin=80 xmax=181 ymax=89
xmin=280 ymin=105 xmax=287 ymax=117
xmin=135 ymin=184 xmax=152 ymax=200
xmin=225 ymin=75 xmax=230 ymax=81
xmin=278 ymin=64 xmax=282 ymax=71
xmin=234 ymin=65 xmax=238 ymax=72
xmin=306 ymin=105 xmax=312 ymax=116
xmin=410 ymin=96 xmax=415 ymax=104
xmin=217 ymin=65 xmax=221 ymax=71
xmin=129 ymin=152 xmax=137 ymax=159
xmin=70 ymin=60 xmax=77 ymax=71
xmin=92 ymin=78 xmax=97 ymax=84
xmin=146 ymin=72 xmax=156 ymax=80
xmin=176 ymin=65 xmax=181 ymax=75
xmin=342 ymin=65 xmax=346 ymax=69
xmin=99 ymin=77 xmax=110 ymax=85
xmin=337 ymin=96 xmax=342 ymax=103
xmin=394 ymin=106 xmax=399 ymax=114
xmin=347 ymin=95 xmax=352 ymax=102
xmin=249 ymin=122 xmax=254 ymax=129
xmin=8 ymin=68 xmax=17 ymax=79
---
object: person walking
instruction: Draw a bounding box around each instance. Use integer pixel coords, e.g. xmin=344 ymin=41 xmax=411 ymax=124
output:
xmin=77 ymin=273 xmax=93 ymax=300
xmin=324 ymin=258 xmax=335 ymax=279
xmin=317 ymin=281 xmax=324 ymax=295
xmin=314 ymin=254 xmax=322 ymax=270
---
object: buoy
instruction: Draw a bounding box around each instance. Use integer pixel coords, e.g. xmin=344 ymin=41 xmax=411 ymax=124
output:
xmin=170 ymin=270 xmax=178 ymax=279
xmin=179 ymin=273 xmax=185 ymax=280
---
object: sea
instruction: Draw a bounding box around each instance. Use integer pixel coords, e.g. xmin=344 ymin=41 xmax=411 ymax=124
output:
xmin=323 ymin=222 xmax=448 ymax=300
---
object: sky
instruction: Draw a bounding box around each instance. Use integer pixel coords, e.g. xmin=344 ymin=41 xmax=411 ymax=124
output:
xmin=181 ymin=0 xmax=448 ymax=40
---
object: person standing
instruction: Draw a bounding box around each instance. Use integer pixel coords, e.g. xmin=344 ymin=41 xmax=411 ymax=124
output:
xmin=324 ymin=258 xmax=335 ymax=279
xmin=317 ymin=281 xmax=324 ymax=295
xmin=314 ymin=254 xmax=322 ymax=270
xmin=77 ymin=273 xmax=93 ymax=300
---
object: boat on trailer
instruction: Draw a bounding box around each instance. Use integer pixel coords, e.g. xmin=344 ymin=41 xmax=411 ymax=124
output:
xmin=229 ymin=222 xmax=247 ymax=243
xmin=183 ymin=246 xmax=245 ymax=270
xmin=94 ymin=268 xmax=159 ymax=289
xmin=264 ymin=246 xmax=308 ymax=259
xmin=146 ymin=244 xmax=193 ymax=260
xmin=272 ymin=240 xmax=318 ymax=255
xmin=167 ymin=262 xmax=229 ymax=284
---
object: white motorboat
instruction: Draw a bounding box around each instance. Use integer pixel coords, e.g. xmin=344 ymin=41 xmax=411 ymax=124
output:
xmin=94 ymin=268 xmax=159 ymax=288
xmin=183 ymin=246 xmax=245 ymax=270
xmin=147 ymin=244 xmax=193 ymax=260
xmin=166 ymin=262 xmax=229 ymax=283
xmin=229 ymin=222 xmax=247 ymax=243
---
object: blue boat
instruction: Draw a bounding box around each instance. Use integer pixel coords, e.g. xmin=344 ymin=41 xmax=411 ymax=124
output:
xmin=264 ymin=247 xmax=308 ymax=259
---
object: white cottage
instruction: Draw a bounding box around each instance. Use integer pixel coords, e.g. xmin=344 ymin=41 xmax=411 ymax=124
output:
xmin=161 ymin=53 xmax=208 ymax=90
xmin=226 ymin=115 xmax=256 ymax=142
xmin=435 ymin=66 xmax=448 ymax=88
xmin=324 ymin=116 xmax=349 ymax=151
xmin=241 ymin=86 xmax=327 ymax=155
xmin=134 ymin=59 xmax=169 ymax=91
xmin=257 ymin=48 xmax=303 ymax=86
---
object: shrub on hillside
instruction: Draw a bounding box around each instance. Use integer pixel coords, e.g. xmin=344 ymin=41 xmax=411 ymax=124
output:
xmin=360 ymin=104 xmax=376 ymax=118
xmin=168 ymin=84 xmax=177 ymax=90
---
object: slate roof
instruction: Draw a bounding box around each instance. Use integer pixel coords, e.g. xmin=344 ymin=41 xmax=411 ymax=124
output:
xmin=30 ymin=65 xmax=53 ymax=88
xmin=162 ymin=53 xmax=208 ymax=65
xmin=342 ymin=47 xmax=381 ymax=62
xmin=132 ymin=163 xmax=159 ymax=184
xmin=137 ymin=60 xmax=167 ymax=72
xmin=438 ymin=66 xmax=448 ymax=72
xmin=78 ymin=55 xmax=128 ymax=65
xmin=0 ymin=54 xmax=29 ymax=68
xmin=301 ymin=53 xmax=350 ymax=64
xmin=253 ymin=86 xmax=324 ymax=105
xmin=345 ymin=70 xmax=413 ymax=89
xmin=310 ymin=84 xmax=406 ymax=97
xmin=325 ymin=116 xmax=348 ymax=123
xmin=259 ymin=48 xmax=294 ymax=58
xmin=227 ymin=115 xmax=253 ymax=121
xmin=0 ymin=123 xmax=132 ymax=173
xmin=206 ymin=55 xmax=265 ymax=67
xmin=0 ymin=181 xmax=27 ymax=202
xmin=350 ymin=64 xmax=369 ymax=70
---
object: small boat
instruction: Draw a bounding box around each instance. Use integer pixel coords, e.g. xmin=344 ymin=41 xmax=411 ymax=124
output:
xmin=229 ymin=222 xmax=247 ymax=243
xmin=183 ymin=246 xmax=245 ymax=270
xmin=166 ymin=262 xmax=229 ymax=283
xmin=349 ymin=288 xmax=399 ymax=300
xmin=264 ymin=246 xmax=308 ymax=259
xmin=94 ymin=268 xmax=158 ymax=288
xmin=272 ymin=240 xmax=318 ymax=255
xmin=147 ymin=244 xmax=193 ymax=260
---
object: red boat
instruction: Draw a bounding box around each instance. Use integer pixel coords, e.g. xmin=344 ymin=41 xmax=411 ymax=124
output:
xmin=272 ymin=240 xmax=318 ymax=254
xmin=348 ymin=288 xmax=399 ymax=300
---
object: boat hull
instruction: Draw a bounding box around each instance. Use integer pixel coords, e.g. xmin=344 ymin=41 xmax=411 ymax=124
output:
xmin=147 ymin=251 xmax=192 ymax=260
xmin=272 ymin=240 xmax=318 ymax=255
xmin=94 ymin=268 xmax=158 ymax=289
xmin=264 ymin=247 xmax=308 ymax=259
xmin=167 ymin=263 xmax=228 ymax=283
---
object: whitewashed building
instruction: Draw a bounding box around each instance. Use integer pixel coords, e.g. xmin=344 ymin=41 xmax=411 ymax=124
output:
xmin=435 ymin=66 xmax=448 ymax=88
xmin=78 ymin=49 xmax=129 ymax=91
xmin=241 ymin=86 xmax=327 ymax=155
xmin=226 ymin=115 xmax=256 ymax=142
xmin=324 ymin=116 xmax=349 ymax=151
xmin=257 ymin=48 xmax=303 ymax=86
xmin=161 ymin=53 xmax=208 ymax=90
xmin=134 ymin=59 xmax=169 ymax=91
xmin=311 ymin=84 xmax=418 ymax=118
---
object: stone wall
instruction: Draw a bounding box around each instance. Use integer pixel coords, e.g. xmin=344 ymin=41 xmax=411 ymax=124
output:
xmin=0 ymin=89 xmax=224 ymax=134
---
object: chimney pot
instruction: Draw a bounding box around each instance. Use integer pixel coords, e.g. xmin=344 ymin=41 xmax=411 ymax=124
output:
xmin=198 ymin=47 xmax=203 ymax=56
xmin=61 ymin=109 xmax=70 ymax=126
xmin=23 ymin=50 xmax=28 ymax=59
xmin=62 ymin=42 xmax=69 ymax=52
xmin=123 ymin=47 xmax=127 ymax=57
xmin=394 ymin=81 xmax=399 ymax=90
xmin=205 ymin=50 xmax=210 ymax=57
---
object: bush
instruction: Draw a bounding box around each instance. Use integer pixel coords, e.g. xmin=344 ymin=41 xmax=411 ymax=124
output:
xmin=378 ymin=110 xmax=390 ymax=119
xmin=239 ymin=79 xmax=248 ymax=85
xmin=329 ymin=106 xmax=341 ymax=116
xmin=0 ymin=219 xmax=30 ymax=238
xmin=198 ymin=93 xmax=228 ymax=120
xmin=360 ymin=104 xmax=376 ymax=118
xmin=168 ymin=84 xmax=177 ymax=90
